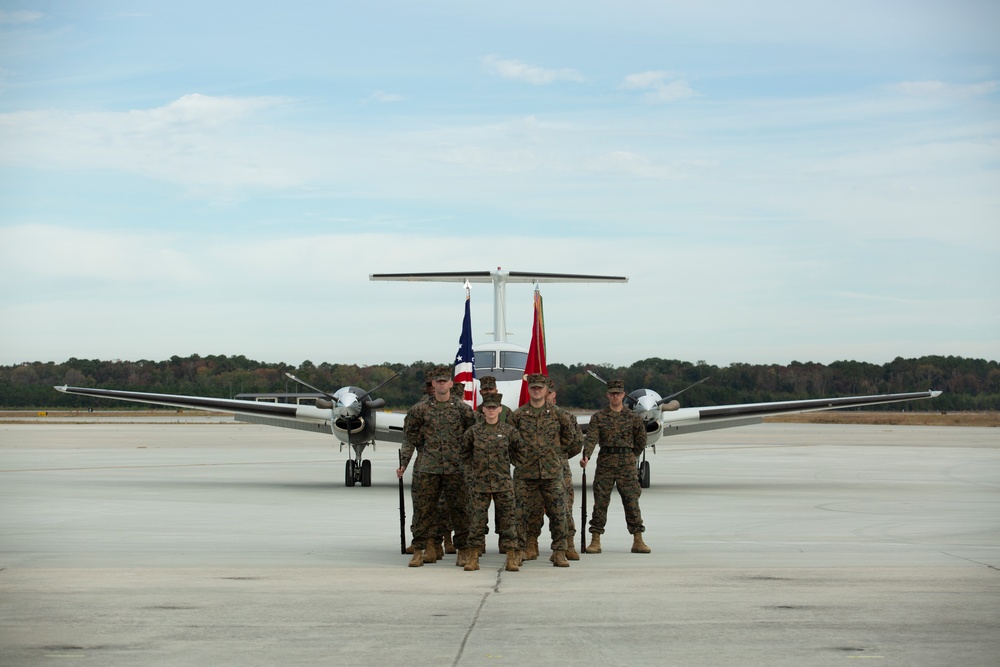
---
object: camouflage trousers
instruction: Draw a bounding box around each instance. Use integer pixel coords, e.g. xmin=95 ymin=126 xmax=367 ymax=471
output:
xmin=410 ymin=494 xmax=453 ymax=542
xmin=589 ymin=454 xmax=644 ymax=535
xmin=468 ymin=490 xmax=518 ymax=552
xmin=432 ymin=494 xmax=452 ymax=539
xmin=410 ymin=472 xmax=469 ymax=549
xmin=514 ymin=477 xmax=567 ymax=551
xmin=526 ymin=460 xmax=576 ymax=544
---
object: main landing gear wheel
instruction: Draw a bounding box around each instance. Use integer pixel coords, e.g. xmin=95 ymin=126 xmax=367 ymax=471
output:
xmin=345 ymin=460 xmax=357 ymax=487
xmin=361 ymin=460 xmax=372 ymax=487
xmin=638 ymin=460 xmax=651 ymax=489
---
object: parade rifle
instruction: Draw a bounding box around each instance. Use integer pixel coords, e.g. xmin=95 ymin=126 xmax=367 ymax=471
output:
xmin=581 ymin=465 xmax=588 ymax=555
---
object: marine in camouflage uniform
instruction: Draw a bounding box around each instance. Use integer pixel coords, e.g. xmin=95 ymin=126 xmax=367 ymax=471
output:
xmin=397 ymin=365 xmax=477 ymax=567
xmin=525 ymin=378 xmax=582 ymax=560
xmin=580 ymin=379 xmax=651 ymax=554
xmin=461 ymin=393 xmax=522 ymax=571
xmin=509 ymin=373 xmax=582 ymax=567
xmin=474 ymin=375 xmax=511 ymax=552
xmin=405 ymin=381 xmax=454 ymax=558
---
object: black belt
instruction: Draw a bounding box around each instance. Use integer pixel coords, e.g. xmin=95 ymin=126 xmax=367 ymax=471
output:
xmin=600 ymin=447 xmax=633 ymax=454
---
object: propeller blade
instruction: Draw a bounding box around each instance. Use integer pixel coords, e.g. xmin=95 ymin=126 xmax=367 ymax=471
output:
xmin=285 ymin=372 xmax=335 ymax=400
xmin=586 ymin=369 xmax=608 ymax=385
xmin=356 ymin=371 xmax=401 ymax=403
xmin=657 ymin=377 xmax=710 ymax=405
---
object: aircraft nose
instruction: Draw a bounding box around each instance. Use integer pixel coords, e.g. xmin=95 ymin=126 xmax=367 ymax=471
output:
xmin=335 ymin=393 xmax=362 ymax=418
xmin=634 ymin=395 xmax=660 ymax=423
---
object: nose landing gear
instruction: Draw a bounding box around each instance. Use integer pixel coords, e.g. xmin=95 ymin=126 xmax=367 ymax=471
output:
xmin=344 ymin=449 xmax=373 ymax=487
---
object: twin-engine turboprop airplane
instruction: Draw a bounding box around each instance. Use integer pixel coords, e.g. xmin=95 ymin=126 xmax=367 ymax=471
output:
xmin=54 ymin=269 xmax=941 ymax=488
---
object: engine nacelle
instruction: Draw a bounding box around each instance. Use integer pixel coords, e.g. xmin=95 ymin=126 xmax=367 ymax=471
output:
xmin=319 ymin=386 xmax=379 ymax=445
xmin=629 ymin=389 xmax=663 ymax=429
xmin=332 ymin=386 xmax=365 ymax=419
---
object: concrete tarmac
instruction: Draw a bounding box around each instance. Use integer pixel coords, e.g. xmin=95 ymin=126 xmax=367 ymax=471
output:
xmin=1 ymin=420 xmax=997 ymax=666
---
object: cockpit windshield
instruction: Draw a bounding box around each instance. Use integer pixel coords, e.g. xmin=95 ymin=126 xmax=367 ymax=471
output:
xmin=475 ymin=350 xmax=528 ymax=381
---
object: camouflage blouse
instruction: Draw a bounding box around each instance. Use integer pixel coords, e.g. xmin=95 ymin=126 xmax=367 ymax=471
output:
xmin=400 ymin=396 xmax=477 ymax=475
xmin=509 ymin=403 xmax=583 ymax=480
xmin=461 ymin=420 xmax=521 ymax=493
xmin=582 ymin=406 xmax=646 ymax=460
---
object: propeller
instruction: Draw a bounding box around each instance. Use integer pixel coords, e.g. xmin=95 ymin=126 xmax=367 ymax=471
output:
xmin=284 ymin=371 xmax=399 ymax=419
xmin=586 ymin=368 xmax=709 ymax=418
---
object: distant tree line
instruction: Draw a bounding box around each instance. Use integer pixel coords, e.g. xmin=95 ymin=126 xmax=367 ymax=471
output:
xmin=2 ymin=354 xmax=997 ymax=411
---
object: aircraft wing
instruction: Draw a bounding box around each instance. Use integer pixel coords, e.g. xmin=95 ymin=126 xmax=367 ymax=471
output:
xmin=658 ymin=390 xmax=942 ymax=436
xmin=53 ymin=386 xmax=407 ymax=444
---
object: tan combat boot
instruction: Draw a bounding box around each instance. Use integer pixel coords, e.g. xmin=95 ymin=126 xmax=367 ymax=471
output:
xmin=565 ymin=539 xmax=580 ymax=561
xmin=478 ymin=544 xmax=485 ymax=556
xmin=525 ymin=535 xmax=539 ymax=560
xmin=405 ymin=544 xmax=414 ymax=554
xmin=408 ymin=545 xmax=424 ymax=567
xmin=585 ymin=533 xmax=602 ymax=554
xmin=443 ymin=532 xmax=456 ymax=554
xmin=549 ymin=550 xmax=570 ymax=567
xmin=504 ymin=550 xmax=520 ymax=572
xmin=456 ymin=548 xmax=468 ymax=567
xmin=631 ymin=531 xmax=651 ymax=554
xmin=464 ymin=550 xmax=480 ymax=571
xmin=423 ymin=538 xmax=437 ymax=564
xmin=434 ymin=538 xmax=444 ymax=561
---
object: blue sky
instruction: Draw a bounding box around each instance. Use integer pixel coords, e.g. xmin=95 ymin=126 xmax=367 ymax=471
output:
xmin=1 ymin=1 xmax=997 ymax=368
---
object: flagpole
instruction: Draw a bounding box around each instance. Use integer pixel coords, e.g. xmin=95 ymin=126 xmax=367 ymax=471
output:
xmin=518 ymin=283 xmax=548 ymax=406
xmin=453 ymin=281 xmax=477 ymax=408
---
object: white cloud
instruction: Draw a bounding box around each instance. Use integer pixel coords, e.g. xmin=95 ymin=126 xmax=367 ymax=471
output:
xmin=0 ymin=10 xmax=42 ymax=24
xmin=894 ymin=80 xmax=998 ymax=97
xmin=0 ymin=94 xmax=301 ymax=190
xmin=482 ymin=55 xmax=584 ymax=85
xmin=621 ymin=71 xmax=696 ymax=103
xmin=586 ymin=151 xmax=679 ymax=180
xmin=369 ymin=90 xmax=404 ymax=103
xmin=0 ymin=224 xmax=208 ymax=289
xmin=1 ymin=224 xmax=995 ymax=367
xmin=141 ymin=93 xmax=282 ymax=126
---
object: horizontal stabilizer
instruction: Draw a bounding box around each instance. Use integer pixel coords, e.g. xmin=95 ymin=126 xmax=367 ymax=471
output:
xmin=370 ymin=271 xmax=627 ymax=284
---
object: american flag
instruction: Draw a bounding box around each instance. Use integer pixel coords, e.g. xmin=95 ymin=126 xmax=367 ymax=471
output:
xmin=453 ymin=281 xmax=477 ymax=408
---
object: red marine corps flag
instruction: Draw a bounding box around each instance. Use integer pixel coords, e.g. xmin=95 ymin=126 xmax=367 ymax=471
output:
xmin=518 ymin=286 xmax=547 ymax=406
xmin=453 ymin=281 xmax=477 ymax=408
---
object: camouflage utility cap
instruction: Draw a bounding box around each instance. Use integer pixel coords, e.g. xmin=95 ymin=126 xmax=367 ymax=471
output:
xmin=429 ymin=365 xmax=452 ymax=381
xmin=547 ymin=378 xmax=557 ymax=390
xmin=526 ymin=373 xmax=548 ymax=388
xmin=479 ymin=376 xmax=497 ymax=391
xmin=481 ymin=393 xmax=503 ymax=408
xmin=607 ymin=379 xmax=625 ymax=393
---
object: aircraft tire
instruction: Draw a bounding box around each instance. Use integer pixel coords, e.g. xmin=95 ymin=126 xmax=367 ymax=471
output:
xmin=361 ymin=460 xmax=372 ymax=487
xmin=345 ymin=460 xmax=357 ymax=487
xmin=638 ymin=461 xmax=650 ymax=489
